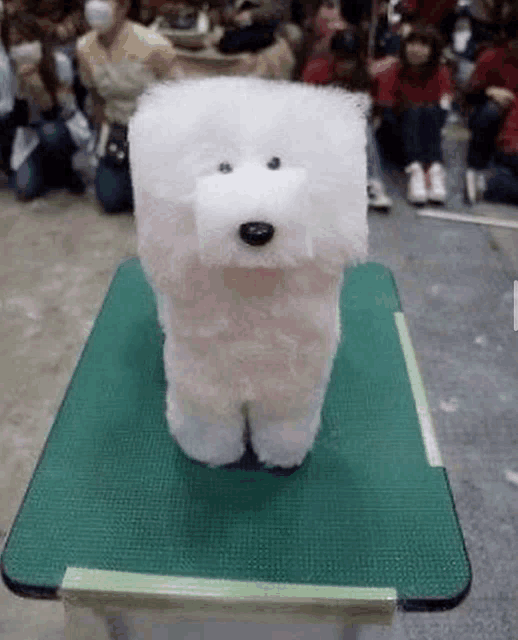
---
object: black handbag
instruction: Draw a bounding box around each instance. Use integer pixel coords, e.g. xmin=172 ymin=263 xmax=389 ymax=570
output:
xmin=10 ymin=98 xmax=30 ymax=128
xmin=105 ymin=123 xmax=129 ymax=167
xmin=218 ymin=20 xmax=280 ymax=54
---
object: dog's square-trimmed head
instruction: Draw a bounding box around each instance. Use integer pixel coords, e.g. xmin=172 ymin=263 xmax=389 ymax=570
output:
xmin=129 ymin=76 xmax=368 ymax=285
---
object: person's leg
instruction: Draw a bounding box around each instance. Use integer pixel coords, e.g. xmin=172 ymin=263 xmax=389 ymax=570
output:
xmin=366 ymin=120 xmax=380 ymax=181
xmin=411 ymin=105 xmax=447 ymax=203
xmin=398 ymin=107 xmax=429 ymax=204
xmin=122 ymin=162 xmax=134 ymax=211
xmin=0 ymin=113 xmax=16 ymax=174
xmin=366 ymin=119 xmax=392 ymax=210
xmin=95 ymin=157 xmax=133 ymax=213
xmin=376 ymin=107 xmax=405 ymax=167
xmin=15 ymin=147 xmax=47 ymax=201
xmin=417 ymin=105 xmax=446 ymax=166
xmin=485 ymin=152 xmax=518 ymax=204
xmin=399 ymin=106 xmax=428 ymax=165
xmin=466 ymin=100 xmax=502 ymax=203
xmin=467 ymin=100 xmax=502 ymax=169
xmin=37 ymin=117 xmax=86 ymax=193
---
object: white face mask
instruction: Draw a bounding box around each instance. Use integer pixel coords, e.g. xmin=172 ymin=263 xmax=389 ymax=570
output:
xmin=85 ymin=0 xmax=115 ymax=32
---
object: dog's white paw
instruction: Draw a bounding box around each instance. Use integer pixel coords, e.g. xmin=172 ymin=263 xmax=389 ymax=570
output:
xmin=166 ymin=401 xmax=246 ymax=467
xmin=249 ymin=413 xmax=322 ymax=468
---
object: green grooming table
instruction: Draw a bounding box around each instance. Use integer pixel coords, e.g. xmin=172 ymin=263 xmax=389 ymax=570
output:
xmin=1 ymin=258 xmax=471 ymax=629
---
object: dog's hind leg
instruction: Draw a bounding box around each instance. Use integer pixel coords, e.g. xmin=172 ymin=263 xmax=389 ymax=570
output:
xmin=165 ymin=382 xmax=247 ymax=468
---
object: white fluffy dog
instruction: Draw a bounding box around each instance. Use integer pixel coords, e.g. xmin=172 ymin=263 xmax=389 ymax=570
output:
xmin=128 ymin=76 xmax=368 ymax=469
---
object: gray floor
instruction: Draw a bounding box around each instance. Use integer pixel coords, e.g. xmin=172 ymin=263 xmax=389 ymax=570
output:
xmin=1 ymin=117 xmax=517 ymax=639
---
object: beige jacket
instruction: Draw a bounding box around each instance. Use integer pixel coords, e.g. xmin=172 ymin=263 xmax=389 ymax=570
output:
xmin=76 ymin=20 xmax=184 ymax=127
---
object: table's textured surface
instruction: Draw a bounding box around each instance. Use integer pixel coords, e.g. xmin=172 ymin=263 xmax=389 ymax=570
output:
xmin=0 ymin=258 xmax=471 ymax=610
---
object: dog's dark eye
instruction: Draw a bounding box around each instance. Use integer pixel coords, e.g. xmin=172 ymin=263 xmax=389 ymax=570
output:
xmin=267 ymin=157 xmax=281 ymax=170
xmin=218 ymin=162 xmax=233 ymax=174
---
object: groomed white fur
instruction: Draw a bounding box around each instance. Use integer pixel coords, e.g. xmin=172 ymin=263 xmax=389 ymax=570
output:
xmin=129 ymin=76 xmax=368 ymax=468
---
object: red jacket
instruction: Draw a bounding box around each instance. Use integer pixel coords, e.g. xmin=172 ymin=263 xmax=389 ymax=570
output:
xmin=371 ymin=60 xmax=452 ymax=109
xmin=302 ymin=54 xmax=363 ymax=89
xmin=301 ymin=54 xmax=335 ymax=85
xmin=467 ymin=47 xmax=518 ymax=96
xmin=496 ymin=98 xmax=518 ymax=155
xmin=399 ymin=0 xmax=457 ymax=25
xmin=467 ymin=47 xmax=518 ymax=155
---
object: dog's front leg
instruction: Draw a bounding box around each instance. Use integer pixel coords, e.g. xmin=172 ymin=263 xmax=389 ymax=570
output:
xmin=165 ymin=375 xmax=247 ymax=468
xmin=247 ymin=364 xmax=333 ymax=468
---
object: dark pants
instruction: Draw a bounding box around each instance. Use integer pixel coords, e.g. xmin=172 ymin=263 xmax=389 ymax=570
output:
xmin=485 ymin=152 xmax=518 ymax=204
xmin=377 ymin=105 xmax=446 ymax=168
xmin=0 ymin=112 xmax=17 ymax=174
xmin=467 ymin=100 xmax=502 ymax=169
xmin=15 ymin=117 xmax=78 ymax=201
xmin=94 ymin=156 xmax=133 ymax=214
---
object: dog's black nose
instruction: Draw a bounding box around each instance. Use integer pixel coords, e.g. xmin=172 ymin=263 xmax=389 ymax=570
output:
xmin=239 ymin=222 xmax=275 ymax=247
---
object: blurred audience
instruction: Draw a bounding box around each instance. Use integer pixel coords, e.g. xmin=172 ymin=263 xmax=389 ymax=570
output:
xmin=2 ymin=0 xmax=518 ymax=212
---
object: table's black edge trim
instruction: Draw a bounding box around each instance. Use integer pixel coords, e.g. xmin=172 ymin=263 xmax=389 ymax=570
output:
xmin=0 ymin=258 xmax=138 ymax=602
xmin=0 ymin=561 xmax=59 ymax=600
xmin=399 ymin=466 xmax=473 ymax=612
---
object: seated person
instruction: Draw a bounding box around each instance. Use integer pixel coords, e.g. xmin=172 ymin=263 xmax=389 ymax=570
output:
xmin=77 ymin=0 xmax=184 ymax=214
xmin=302 ymin=27 xmax=392 ymax=211
xmin=371 ymin=23 xmax=453 ymax=205
xmin=464 ymin=20 xmax=518 ymax=203
xmin=480 ymin=70 xmax=518 ymax=204
xmin=8 ymin=11 xmax=92 ymax=201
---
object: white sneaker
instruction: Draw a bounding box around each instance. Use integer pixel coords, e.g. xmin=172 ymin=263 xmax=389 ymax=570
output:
xmin=368 ymin=179 xmax=393 ymax=210
xmin=405 ymin=161 xmax=427 ymax=204
xmin=465 ymin=168 xmax=486 ymax=204
xmin=427 ymin=162 xmax=447 ymax=204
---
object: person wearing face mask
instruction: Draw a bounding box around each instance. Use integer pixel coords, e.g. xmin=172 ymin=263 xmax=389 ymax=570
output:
xmin=77 ymin=0 xmax=184 ymax=214
xmin=371 ymin=24 xmax=453 ymax=205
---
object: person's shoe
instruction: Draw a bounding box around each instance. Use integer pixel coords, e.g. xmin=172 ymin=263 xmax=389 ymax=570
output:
xmin=405 ymin=161 xmax=427 ymax=205
xmin=368 ymin=178 xmax=392 ymax=210
xmin=427 ymin=162 xmax=447 ymax=204
xmin=66 ymin=171 xmax=87 ymax=195
xmin=465 ymin=168 xmax=486 ymax=204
